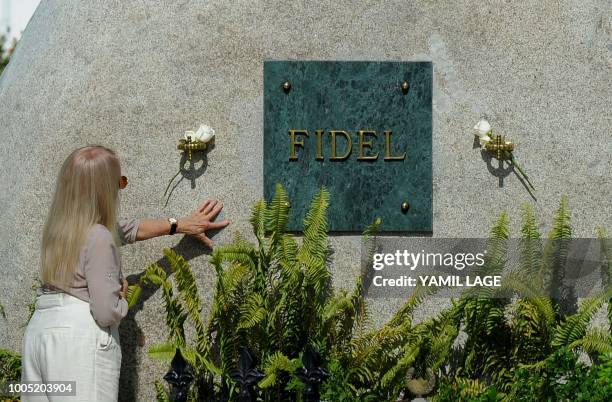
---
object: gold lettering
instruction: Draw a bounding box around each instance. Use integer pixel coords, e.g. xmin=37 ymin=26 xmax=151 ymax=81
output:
xmin=315 ymin=129 xmax=324 ymax=160
xmin=329 ymin=130 xmax=352 ymax=160
xmin=289 ymin=129 xmax=309 ymax=160
xmin=357 ymin=130 xmax=379 ymax=160
xmin=384 ymin=130 xmax=406 ymax=160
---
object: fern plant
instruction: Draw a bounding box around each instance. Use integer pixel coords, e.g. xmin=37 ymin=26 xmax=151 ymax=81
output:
xmin=131 ymin=192 xmax=610 ymax=401
xmin=425 ymin=197 xmax=611 ymax=401
xmin=130 ymin=185 xmax=400 ymax=400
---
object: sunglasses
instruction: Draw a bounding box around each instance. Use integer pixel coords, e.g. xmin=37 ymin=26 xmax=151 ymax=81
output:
xmin=119 ymin=175 xmax=128 ymax=189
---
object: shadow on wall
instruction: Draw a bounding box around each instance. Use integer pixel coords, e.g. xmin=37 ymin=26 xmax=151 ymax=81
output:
xmin=118 ymin=231 xmax=220 ymax=401
xmin=164 ymin=143 xmax=215 ymax=208
xmin=474 ymin=137 xmax=537 ymax=202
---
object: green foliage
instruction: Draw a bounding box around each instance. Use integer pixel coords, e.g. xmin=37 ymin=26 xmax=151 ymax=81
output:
xmin=154 ymin=380 xmax=170 ymax=402
xmin=0 ymin=36 xmax=16 ymax=75
xmin=597 ymin=227 xmax=612 ymax=332
xmin=138 ymin=193 xmax=610 ymax=401
xmin=0 ymin=348 xmax=21 ymax=384
xmin=432 ymin=377 xmax=491 ymax=402
xmin=0 ymin=349 xmax=21 ymax=401
xmin=428 ymin=197 xmax=611 ymax=401
xmin=131 ymin=184 xmax=394 ymax=400
xmin=552 ymin=295 xmax=607 ymax=351
xmin=505 ymin=348 xmax=611 ymax=402
xmin=126 ymin=284 xmax=141 ymax=309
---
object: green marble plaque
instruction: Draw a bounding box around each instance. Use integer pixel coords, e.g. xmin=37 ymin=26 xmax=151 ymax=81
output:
xmin=264 ymin=61 xmax=432 ymax=232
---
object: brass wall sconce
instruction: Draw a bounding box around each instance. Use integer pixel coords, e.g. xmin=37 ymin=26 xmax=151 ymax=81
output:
xmin=164 ymin=125 xmax=216 ymax=206
xmin=484 ymin=134 xmax=514 ymax=161
xmin=474 ymin=118 xmax=534 ymax=191
xmin=178 ymin=135 xmax=210 ymax=161
xmin=176 ymin=124 xmax=215 ymax=160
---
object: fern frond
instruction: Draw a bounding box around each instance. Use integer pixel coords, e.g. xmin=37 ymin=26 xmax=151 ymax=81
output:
xmin=388 ymin=285 xmax=430 ymax=328
xmin=553 ymin=296 xmax=605 ymax=347
xmin=501 ymin=273 xmax=555 ymax=326
xmin=142 ymin=263 xmax=187 ymax=345
xmin=551 ymin=196 xmax=572 ymax=239
xmin=219 ymin=263 xmax=250 ymax=295
xmin=597 ymin=227 xmax=612 ymax=332
xmin=302 ymin=254 xmax=331 ymax=295
xmin=456 ymin=377 xmax=487 ymax=398
xmin=148 ymin=342 xmax=178 ymax=362
xmin=154 ymin=380 xmax=170 ymax=402
xmin=126 ymin=284 xmax=142 ymax=309
xmin=540 ymin=197 xmax=572 ymax=297
xmin=520 ymin=204 xmax=542 ymax=279
xmin=238 ymin=293 xmax=266 ymax=330
xmin=487 ymin=211 xmax=509 ymax=271
xmin=470 ymin=212 xmax=509 ymax=280
xmin=163 ymin=249 xmax=206 ymax=351
xmin=250 ymin=198 xmax=267 ymax=242
xmin=349 ymin=276 xmax=369 ymax=337
xmin=276 ymin=234 xmax=301 ymax=282
xmin=380 ymin=343 xmax=420 ymax=388
xmin=298 ymin=187 xmax=330 ymax=265
xmin=569 ymin=327 xmax=612 ymax=355
xmin=211 ymin=239 xmax=257 ymax=275
xmin=265 ymin=183 xmax=291 ymax=243
xmin=259 ymin=351 xmax=300 ymax=389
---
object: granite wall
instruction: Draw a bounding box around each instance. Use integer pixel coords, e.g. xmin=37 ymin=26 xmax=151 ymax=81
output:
xmin=0 ymin=0 xmax=609 ymax=400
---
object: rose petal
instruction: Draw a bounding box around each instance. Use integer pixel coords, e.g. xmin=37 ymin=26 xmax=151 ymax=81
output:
xmin=479 ymin=135 xmax=491 ymax=146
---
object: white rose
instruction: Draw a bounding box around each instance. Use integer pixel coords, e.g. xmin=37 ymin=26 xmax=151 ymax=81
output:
xmin=473 ymin=118 xmax=491 ymax=137
xmin=473 ymin=118 xmax=492 ymax=146
xmin=184 ymin=124 xmax=215 ymax=143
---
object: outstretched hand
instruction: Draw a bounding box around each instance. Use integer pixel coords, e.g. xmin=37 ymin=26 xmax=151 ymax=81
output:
xmin=177 ymin=199 xmax=230 ymax=248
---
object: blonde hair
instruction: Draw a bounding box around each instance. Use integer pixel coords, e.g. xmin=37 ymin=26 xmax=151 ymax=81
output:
xmin=40 ymin=145 xmax=122 ymax=288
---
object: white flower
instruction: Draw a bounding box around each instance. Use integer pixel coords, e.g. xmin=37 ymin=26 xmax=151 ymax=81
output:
xmin=474 ymin=118 xmax=492 ymax=146
xmin=184 ymin=124 xmax=215 ymax=143
xmin=473 ymin=118 xmax=491 ymax=137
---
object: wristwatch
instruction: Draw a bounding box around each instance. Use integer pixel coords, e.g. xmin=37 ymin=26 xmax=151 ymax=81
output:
xmin=168 ymin=217 xmax=178 ymax=235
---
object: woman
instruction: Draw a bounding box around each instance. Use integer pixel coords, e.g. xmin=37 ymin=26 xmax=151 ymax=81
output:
xmin=21 ymin=145 xmax=229 ymax=401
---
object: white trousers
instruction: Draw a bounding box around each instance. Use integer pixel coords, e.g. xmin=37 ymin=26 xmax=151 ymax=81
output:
xmin=21 ymin=292 xmax=121 ymax=402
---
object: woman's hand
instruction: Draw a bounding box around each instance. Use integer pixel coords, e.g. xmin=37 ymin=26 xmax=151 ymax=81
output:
xmin=177 ymin=199 xmax=230 ymax=248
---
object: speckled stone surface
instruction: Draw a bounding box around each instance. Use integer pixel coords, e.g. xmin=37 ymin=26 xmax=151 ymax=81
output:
xmin=0 ymin=1 xmax=610 ymax=400
xmin=264 ymin=61 xmax=432 ymax=232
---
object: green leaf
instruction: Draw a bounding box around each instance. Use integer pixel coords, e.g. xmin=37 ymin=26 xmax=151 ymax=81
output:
xmin=126 ymin=284 xmax=142 ymax=309
xmin=148 ymin=342 xmax=178 ymax=362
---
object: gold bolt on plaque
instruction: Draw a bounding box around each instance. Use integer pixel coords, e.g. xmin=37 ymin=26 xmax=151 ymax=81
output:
xmin=282 ymin=81 xmax=291 ymax=93
xmin=485 ymin=134 xmax=514 ymax=161
xmin=401 ymin=81 xmax=410 ymax=94
xmin=401 ymin=201 xmax=410 ymax=213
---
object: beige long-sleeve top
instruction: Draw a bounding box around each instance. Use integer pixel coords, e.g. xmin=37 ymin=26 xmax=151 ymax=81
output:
xmin=39 ymin=218 xmax=140 ymax=327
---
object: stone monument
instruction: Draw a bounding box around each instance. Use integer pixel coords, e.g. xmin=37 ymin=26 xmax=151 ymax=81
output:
xmin=0 ymin=1 xmax=609 ymax=400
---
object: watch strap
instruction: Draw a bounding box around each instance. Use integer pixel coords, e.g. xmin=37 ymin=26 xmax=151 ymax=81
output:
xmin=168 ymin=218 xmax=178 ymax=235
